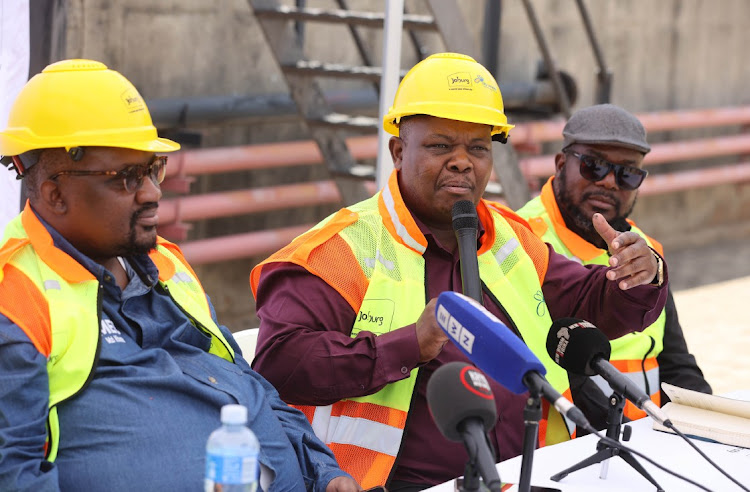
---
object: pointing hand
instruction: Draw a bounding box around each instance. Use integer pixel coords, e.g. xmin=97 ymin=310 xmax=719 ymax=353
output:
xmin=593 ymin=213 xmax=659 ymax=290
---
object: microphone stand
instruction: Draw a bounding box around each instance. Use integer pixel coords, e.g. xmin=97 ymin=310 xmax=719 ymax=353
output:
xmin=519 ymin=391 xmax=543 ymax=492
xmin=457 ymin=461 xmax=482 ymax=492
xmin=550 ymin=391 xmax=665 ymax=492
xmin=456 ymin=449 xmax=504 ymax=492
xmin=456 ymin=420 xmax=503 ymax=492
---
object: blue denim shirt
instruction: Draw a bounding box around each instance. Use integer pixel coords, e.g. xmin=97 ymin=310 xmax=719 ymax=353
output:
xmin=0 ymin=216 xmax=349 ymax=492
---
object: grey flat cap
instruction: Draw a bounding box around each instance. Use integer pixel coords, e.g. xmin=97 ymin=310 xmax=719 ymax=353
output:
xmin=562 ymin=104 xmax=650 ymax=154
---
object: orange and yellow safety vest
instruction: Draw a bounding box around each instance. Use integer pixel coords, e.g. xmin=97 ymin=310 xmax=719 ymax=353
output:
xmin=0 ymin=203 xmax=235 ymax=461
xmin=517 ymin=177 xmax=665 ymax=420
xmin=251 ymin=170 xmax=575 ymax=488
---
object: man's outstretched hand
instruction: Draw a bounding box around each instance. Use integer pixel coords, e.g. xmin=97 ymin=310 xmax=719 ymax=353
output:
xmin=593 ymin=212 xmax=659 ymax=290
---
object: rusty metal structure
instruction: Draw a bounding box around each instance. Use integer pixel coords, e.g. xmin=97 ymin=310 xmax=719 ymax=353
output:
xmin=141 ymin=1 xmax=750 ymax=267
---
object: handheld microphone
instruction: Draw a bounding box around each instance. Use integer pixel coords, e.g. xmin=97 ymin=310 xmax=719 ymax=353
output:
xmin=452 ymin=200 xmax=483 ymax=304
xmin=427 ymin=361 xmax=502 ymax=492
xmin=546 ymin=318 xmax=671 ymax=425
xmin=435 ymin=291 xmax=591 ymax=430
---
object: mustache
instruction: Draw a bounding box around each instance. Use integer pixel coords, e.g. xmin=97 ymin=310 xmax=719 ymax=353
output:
xmin=581 ymin=190 xmax=621 ymax=209
xmin=130 ymin=203 xmax=158 ymax=228
xmin=437 ymin=177 xmax=474 ymax=189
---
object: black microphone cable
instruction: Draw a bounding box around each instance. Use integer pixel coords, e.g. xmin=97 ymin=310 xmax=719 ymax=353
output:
xmin=547 ymin=318 xmax=749 ymax=491
xmin=659 ymin=420 xmax=750 ymax=492
xmin=594 ymin=419 xmax=750 ymax=492
xmin=581 ymin=419 xmax=750 ymax=491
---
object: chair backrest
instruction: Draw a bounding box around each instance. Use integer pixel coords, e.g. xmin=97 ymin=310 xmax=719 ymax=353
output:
xmin=232 ymin=328 xmax=259 ymax=362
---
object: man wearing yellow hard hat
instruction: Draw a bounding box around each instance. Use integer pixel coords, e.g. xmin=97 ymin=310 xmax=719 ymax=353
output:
xmin=251 ymin=53 xmax=668 ymax=490
xmin=0 ymin=60 xmax=359 ymax=492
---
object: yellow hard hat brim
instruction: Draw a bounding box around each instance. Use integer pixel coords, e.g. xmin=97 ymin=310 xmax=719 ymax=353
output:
xmin=383 ymin=105 xmax=514 ymax=137
xmin=0 ymin=131 xmax=180 ymax=157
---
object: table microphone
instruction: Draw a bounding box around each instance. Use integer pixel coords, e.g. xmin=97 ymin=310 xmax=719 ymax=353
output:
xmin=427 ymin=361 xmax=502 ymax=492
xmin=546 ymin=317 xmax=671 ymax=426
xmin=434 ymin=291 xmax=591 ymax=431
xmin=452 ymin=200 xmax=482 ymax=304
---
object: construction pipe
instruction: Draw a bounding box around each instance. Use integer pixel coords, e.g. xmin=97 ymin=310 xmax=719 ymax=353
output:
xmin=148 ymin=91 xmax=378 ymax=129
xmin=159 ymin=177 xmax=501 ymax=230
xmin=165 ymin=135 xmax=378 ymax=178
xmin=520 ymin=133 xmax=750 ymax=180
xmin=147 ymin=79 xmax=577 ymax=130
xmin=509 ymin=105 xmax=750 ymax=147
xmin=159 ymin=181 xmax=341 ymax=225
xmin=637 ymin=106 xmax=750 ymax=133
xmin=640 ymin=161 xmax=750 ymax=196
xmin=173 ymin=161 xmax=750 ymax=265
xmin=158 ymin=180 xmax=377 ymax=241
xmin=163 ymin=106 xmax=750 ymax=181
xmin=180 ymin=224 xmax=315 ymax=266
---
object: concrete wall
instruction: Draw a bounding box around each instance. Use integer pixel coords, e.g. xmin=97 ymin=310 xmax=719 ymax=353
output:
xmin=52 ymin=0 xmax=750 ymax=330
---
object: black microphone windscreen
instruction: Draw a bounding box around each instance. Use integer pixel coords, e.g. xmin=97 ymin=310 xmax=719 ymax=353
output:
xmin=451 ymin=200 xmax=478 ymax=231
xmin=426 ymin=362 xmax=497 ymax=442
xmin=546 ymin=318 xmax=612 ymax=376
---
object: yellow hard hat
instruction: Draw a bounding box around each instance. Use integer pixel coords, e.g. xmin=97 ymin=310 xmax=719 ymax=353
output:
xmin=0 ymin=59 xmax=179 ymax=159
xmin=383 ymin=52 xmax=514 ymax=142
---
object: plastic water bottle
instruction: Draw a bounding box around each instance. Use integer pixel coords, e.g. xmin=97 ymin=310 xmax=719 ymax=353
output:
xmin=205 ymin=404 xmax=260 ymax=492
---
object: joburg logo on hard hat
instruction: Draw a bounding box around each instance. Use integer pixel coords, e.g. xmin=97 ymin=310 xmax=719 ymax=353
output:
xmin=447 ymin=72 xmax=472 ymax=91
xmin=121 ymin=89 xmax=145 ymax=113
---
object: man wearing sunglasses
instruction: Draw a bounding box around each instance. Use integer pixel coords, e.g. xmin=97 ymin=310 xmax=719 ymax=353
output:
xmin=517 ymin=103 xmax=711 ymax=430
xmin=0 ymin=60 xmax=359 ymax=492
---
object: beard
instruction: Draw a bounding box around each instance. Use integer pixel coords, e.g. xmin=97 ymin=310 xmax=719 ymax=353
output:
xmin=122 ymin=204 xmax=158 ymax=256
xmin=554 ymin=167 xmax=636 ymax=249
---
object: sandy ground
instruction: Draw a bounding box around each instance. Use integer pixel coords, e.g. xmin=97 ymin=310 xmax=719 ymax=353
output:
xmin=672 ymin=278 xmax=750 ymax=395
xmin=665 ymin=236 xmax=750 ymax=395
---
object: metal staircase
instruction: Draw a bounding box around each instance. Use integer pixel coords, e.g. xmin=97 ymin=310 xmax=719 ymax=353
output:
xmin=247 ymin=0 xmax=497 ymax=205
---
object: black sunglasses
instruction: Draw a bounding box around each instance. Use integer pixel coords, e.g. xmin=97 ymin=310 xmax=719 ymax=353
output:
xmin=48 ymin=155 xmax=168 ymax=194
xmin=565 ymin=151 xmax=648 ymax=190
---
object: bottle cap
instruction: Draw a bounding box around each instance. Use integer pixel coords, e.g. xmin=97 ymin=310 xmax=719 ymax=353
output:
xmin=220 ymin=404 xmax=248 ymax=425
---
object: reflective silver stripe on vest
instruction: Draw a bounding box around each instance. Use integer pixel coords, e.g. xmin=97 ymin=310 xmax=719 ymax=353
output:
xmin=43 ymin=280 xmax=61 ymax=290
xmin=381 ymin=186 xmax=426 ymax=254
xmin=171 ymin=271 xmax=194 ymax=283
xmin=311 ymin=405 xmax=402 ymax=456
xmin=589 ymin=366 xmax=660 ymax=398
xmin=364 ymin=250 xmax=395 ymax=270
xmin=494 ymin=237 xmax=520 ymax=265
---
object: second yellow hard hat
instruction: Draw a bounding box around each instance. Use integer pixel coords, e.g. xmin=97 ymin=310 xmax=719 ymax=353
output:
xmin=0 ymin=59 xmax=179 ymax=159
xmin=383 ymin=52 xmax=514 ymax=141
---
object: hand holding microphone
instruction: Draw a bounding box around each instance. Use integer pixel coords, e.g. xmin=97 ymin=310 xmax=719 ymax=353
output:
xmin=415 ymin=298 xmax=450 ymax=363
xmin=434 ymin=291 xmax=592 ymax=431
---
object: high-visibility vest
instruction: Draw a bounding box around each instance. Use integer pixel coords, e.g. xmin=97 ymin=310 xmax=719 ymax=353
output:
xmin=251 ymin=169 xmax=574 ymax=488
xmin=0 ymin=204 xmax=235 ymax=461
xmin=517 ymin=178 xmax=665 ymax=420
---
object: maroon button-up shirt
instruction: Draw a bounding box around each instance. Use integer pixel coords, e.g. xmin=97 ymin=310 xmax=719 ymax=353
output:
xmin=252 ymin=215 xmax=667 ymax=488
